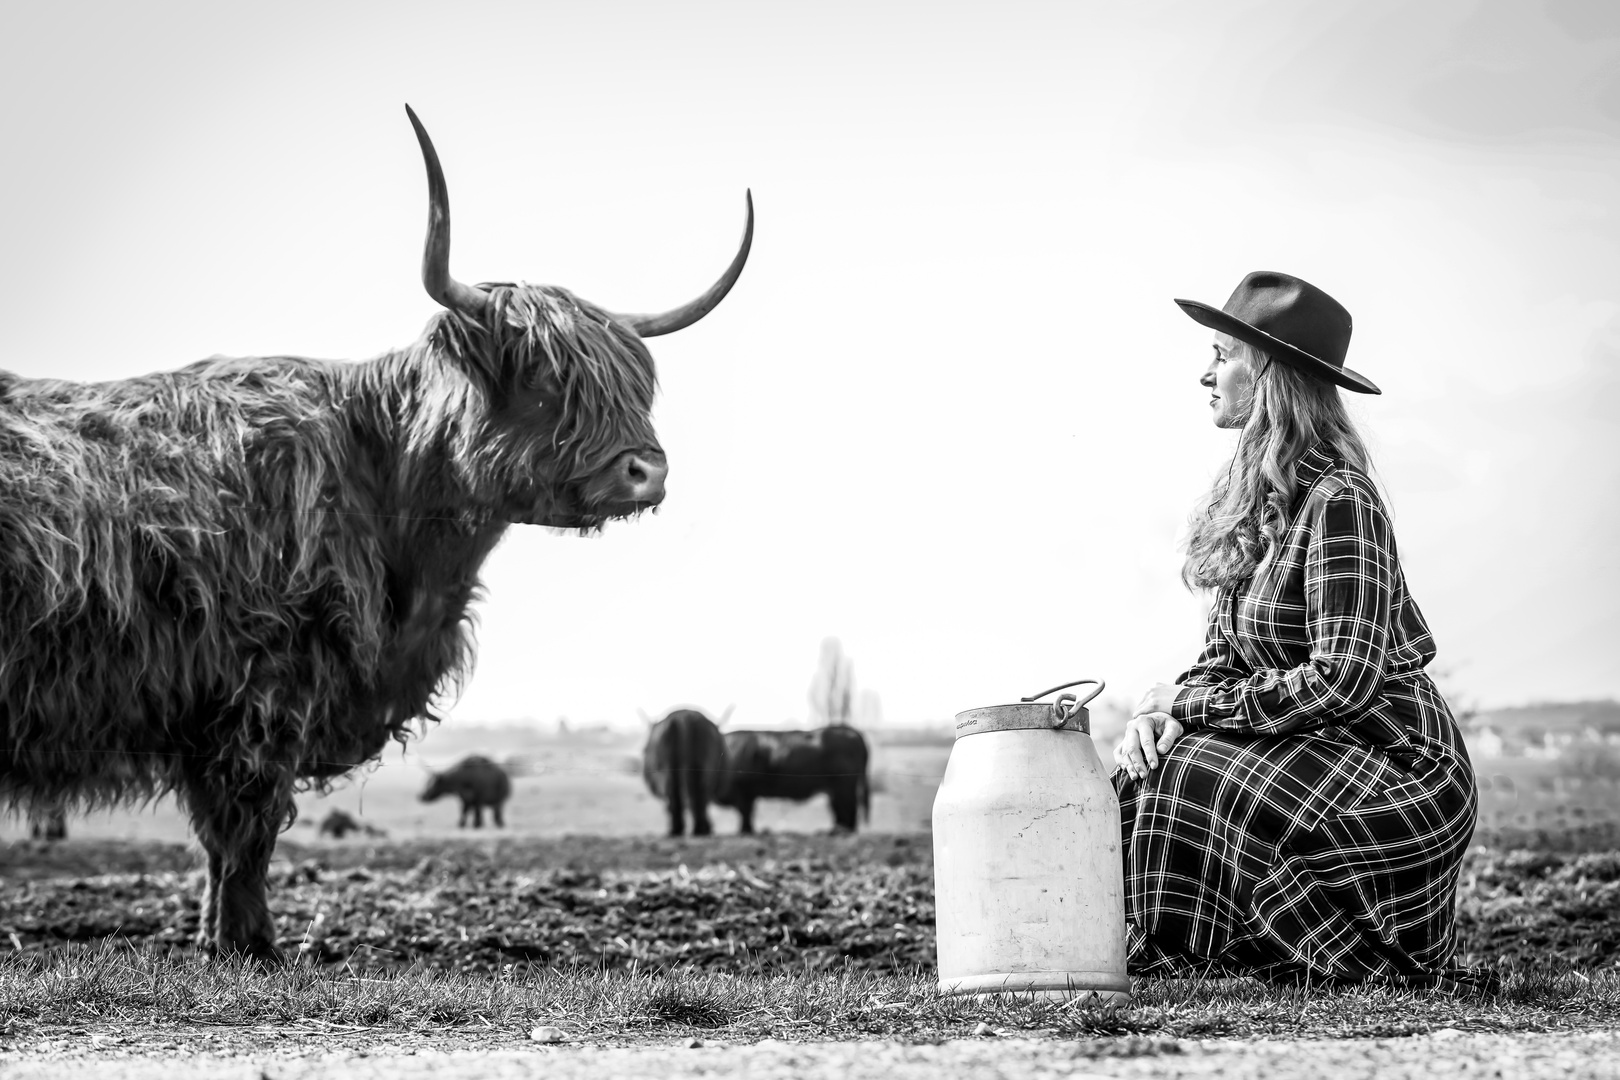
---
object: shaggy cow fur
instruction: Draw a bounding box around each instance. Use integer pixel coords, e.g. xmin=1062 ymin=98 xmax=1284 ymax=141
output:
xmin=0 ymin=285 xmax=665 ymax=959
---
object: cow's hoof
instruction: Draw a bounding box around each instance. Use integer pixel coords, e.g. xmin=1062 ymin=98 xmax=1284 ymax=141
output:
xmin=212 ymin=940 xmax=288 ymax=968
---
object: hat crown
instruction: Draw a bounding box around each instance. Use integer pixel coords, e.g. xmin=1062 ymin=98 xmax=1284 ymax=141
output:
xmin=1174 ymin=271 xmax=1379 ymax=393
xmin=1222 ymin=271 xmax=1352 ymax=370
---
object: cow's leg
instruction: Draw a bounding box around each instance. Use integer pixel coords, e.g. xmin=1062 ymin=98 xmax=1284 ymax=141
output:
xmin=472 ymin=803 xmax=484 ymax=829
xmin=688 ymin=770 xmax=713 ymax=837
xmin=736 ymin=798 xmax=755 ymax=835
xmin=458 ymin=801 xmax=469 ymax=828
xmin=493 ymin=802 xmax=505 ymax=828
xmin=830 ymin=783 xmax=859 ymax=833
xmin=195 ymin=845 xmax=224 ymax=951
xmin=667 ymin=769 xmax=687 ymax=837
xmin=214 ymin=812 xmax=283 ymax=962
xmin=185 ymin=771 xmax=289 ymax=963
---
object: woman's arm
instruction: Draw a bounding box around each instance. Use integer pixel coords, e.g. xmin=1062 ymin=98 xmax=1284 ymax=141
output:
xmin=1169 ymin=478 xmax=1396 ymax=735
xmin=1119 ymin=610 xmax=1242 ymax=778
xmin=1179 ymin=602 xmax=1248 ymax=688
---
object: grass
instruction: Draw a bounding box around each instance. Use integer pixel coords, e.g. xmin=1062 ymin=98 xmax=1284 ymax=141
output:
xmin=0 ymin=942 xmax=1615 ymax=1049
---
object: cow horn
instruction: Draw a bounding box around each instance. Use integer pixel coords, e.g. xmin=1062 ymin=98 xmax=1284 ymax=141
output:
xmin=405 ymin=104 xmax=491 ymax=320
xmin=719 ymin=704 xmax=736 ymax=727
xmin=611 ymin=191 xmax=754 ymax=338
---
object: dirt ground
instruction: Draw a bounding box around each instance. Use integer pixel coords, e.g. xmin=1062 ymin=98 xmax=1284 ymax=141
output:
xmin=3 ymin=1029 xmax=1618 ymax=1080
xmin=4 ymin=833 xmax=1616 ymax=973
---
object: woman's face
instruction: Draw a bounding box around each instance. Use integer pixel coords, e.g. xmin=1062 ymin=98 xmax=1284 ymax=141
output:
xmin=1201 ymin=333 xmax=1256 ymax=429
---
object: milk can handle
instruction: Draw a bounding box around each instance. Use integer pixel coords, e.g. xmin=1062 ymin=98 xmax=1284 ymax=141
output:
xmin=1020 ymin=678 xmax=1106 ymax=729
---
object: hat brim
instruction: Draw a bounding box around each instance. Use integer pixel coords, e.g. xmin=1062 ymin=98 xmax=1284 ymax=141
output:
xmin=1174 ymin=298 xmax=1381 ymax=395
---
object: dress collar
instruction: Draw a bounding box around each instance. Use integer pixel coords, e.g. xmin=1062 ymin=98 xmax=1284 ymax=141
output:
xmin=1295 ymin=441 xmax=1337 ymax=491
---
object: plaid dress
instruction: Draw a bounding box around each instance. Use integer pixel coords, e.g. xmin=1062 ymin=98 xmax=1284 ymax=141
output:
xmin=1113 ymin=442 xmax=1478 ymax=985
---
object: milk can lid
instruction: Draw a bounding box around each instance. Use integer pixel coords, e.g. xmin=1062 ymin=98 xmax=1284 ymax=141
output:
xmin=951 ymin=679 xmax=1105 ymax=740
xmin=952 ymin=702 xmax=1091 ymax=739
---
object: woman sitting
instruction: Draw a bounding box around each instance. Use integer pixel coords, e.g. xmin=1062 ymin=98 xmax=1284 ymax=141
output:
xmin=1116 ymin=271 xmax=1479 ymax=989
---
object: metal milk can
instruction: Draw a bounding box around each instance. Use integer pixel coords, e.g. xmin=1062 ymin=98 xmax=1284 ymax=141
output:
xmin=932 ymin=679 xmax=1129 ymax=1002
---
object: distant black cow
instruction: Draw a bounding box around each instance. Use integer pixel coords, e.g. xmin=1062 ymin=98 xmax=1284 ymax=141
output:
xmin=28 ymin=806 xmax=66 ymax=842
xmin=316 ymin=809 xmax=386 ymax=839
xmin=717 ymin=726 xmax=870 ymax=834
xmin=419 ymin=755 xmax=512 ymax=828
xmin=642 ymin=709 xmax=728 ymax=837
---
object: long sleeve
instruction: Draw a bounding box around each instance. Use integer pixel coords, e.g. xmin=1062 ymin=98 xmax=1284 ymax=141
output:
xmin=1175 ymin=602 xmax=1247 ymax=691
xmin=1170 ymin=479 xmax=1395 ymax=735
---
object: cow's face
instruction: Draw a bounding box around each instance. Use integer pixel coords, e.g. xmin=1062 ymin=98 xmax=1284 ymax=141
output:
xmin=418 ymin=774 xmax=446 ymax=803
xmin=403 ymin=105 xmax=749 ymax=532
xmin=437 ymin=285 xmax=667 ymax=531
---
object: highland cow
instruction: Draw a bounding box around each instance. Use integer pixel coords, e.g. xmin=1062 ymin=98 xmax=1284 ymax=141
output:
xmin=419 ymin=754 xmax=511 ymax=828
xmin=717 ymin=727 xmax=870 ymax=834
xmin=316 ymin=809 xmax=385 ymax=839
xmin=0 ymin=105 xmax=752 ymax=961
xmin=641 ymin=709 xmax=728 ymax=837
xmin=27 ymin=806 xmax=67 ymax=842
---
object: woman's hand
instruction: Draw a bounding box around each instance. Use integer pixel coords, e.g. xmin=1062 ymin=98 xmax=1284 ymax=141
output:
xmin=1115 ymin=711 xmax=1186 ymax=782
xmin=1134 ymin=682 xmax=1184 ymax=718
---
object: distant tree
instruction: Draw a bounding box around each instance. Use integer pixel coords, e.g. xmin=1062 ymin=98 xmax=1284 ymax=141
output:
xmin=809 ymin=637 xmax=857 ymax=728
xmin=857 ymin=689 xmax=884 ymax=730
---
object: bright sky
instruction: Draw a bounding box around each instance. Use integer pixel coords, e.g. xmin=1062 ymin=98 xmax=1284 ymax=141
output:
xmin=0 ymin=0 xmax=1615 ymax=732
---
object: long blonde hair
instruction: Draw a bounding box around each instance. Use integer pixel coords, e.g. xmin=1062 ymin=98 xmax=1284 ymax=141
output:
xmin=1182 ymin=342 xmax=1373 ymax=591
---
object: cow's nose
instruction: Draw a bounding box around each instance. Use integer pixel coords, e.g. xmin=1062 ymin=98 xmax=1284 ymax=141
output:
xmin=617 ymin=451 xmax=667 ymax=505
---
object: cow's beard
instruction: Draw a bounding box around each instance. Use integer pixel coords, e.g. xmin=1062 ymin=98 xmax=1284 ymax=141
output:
xmin=512 ymin=482 xmax=653 ymax=532
xmin=510 ymin=445 xmax=664 ymax=531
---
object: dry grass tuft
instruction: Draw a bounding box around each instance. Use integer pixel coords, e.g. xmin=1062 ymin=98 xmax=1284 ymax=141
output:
xmin=641 ymin=986 xmax=732 ymax=1028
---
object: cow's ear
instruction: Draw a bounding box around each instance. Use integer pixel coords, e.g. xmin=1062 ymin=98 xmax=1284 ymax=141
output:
xmin=430 ymin=293 xmax=517 ymax=396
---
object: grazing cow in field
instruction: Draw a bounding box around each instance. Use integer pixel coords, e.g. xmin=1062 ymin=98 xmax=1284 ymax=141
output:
xmin=717 ymin=727 xmax=870 ymax=834
xmin=642 ymin=709 xmax=728 ymax=837
xmin=316 ymin=809 xmax=386 ymax=839
xmin=28 ymin=806 xmax=67 ymax=842
xmin=0 ymin=105 xmax=752 ymax=961
xmin=419 ymin=754 xmax=511 ymax=828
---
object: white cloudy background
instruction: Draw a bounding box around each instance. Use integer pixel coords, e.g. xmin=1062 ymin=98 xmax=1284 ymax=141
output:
xmin=0 ymin=0 xmax=1614 ymax=730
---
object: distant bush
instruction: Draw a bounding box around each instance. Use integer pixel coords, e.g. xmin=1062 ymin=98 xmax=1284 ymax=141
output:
xmin=1568 ymin=742 xmax=1620 ymax=779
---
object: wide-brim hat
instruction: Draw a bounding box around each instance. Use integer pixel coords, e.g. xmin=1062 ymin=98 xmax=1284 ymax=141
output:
xmin=1174 ymin=271 xmax=1380 ymax=395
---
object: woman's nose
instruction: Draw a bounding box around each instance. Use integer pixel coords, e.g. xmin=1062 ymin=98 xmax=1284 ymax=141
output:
xmin=1199 ymin=369 xmax=1216 ymax=389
